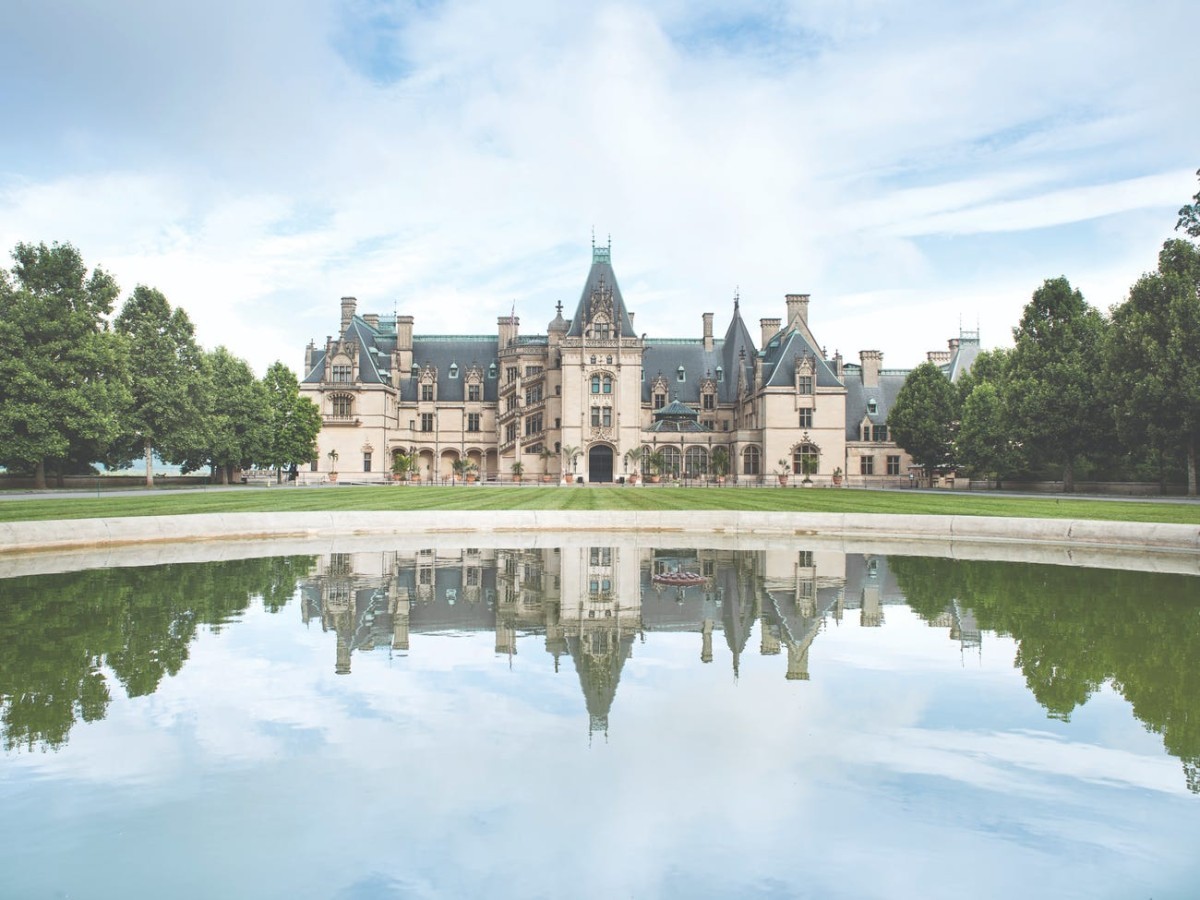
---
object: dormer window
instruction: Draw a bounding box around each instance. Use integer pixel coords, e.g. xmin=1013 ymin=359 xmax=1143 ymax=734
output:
xmin=867 ymin=399 xmax=878 ymax=415
xmin=716 ymin=366 xmax=723 ymax=382
xmin=488 ymin=362 xmax=497 ymax=379
xmin=677 ymin=366 xmax=686 ymax=382
xmin=449 ymin=364 xmax=459 ymax=379
xmin=411 ymin=364 xmax=420 ymax=378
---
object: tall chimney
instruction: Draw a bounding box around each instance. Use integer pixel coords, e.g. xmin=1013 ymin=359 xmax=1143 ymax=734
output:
xmin=785 ymin=294 xmax=810 ymax=329
xmin=860 ymin=350 xmax=883 ymax=387
xmin=498 ymin=315 xmax=519 ymax=349
xmin=340 ymin=296 xmax=357 ymax=333
xmin=760 ymin=318 xmax=781 ymax=347
xmin=363 ymin=313 xmax=380 ymax=330
xmin=305 ymin=340 xmax=316 ymax=374
xmin=703 ymin=313 xmax=714 ymax=351
xmin=395 ymin=315 xmax=414 ymax=374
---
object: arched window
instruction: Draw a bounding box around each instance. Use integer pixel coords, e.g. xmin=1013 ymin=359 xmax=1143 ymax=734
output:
xmin=661 ymin=446 xmax=681 ymax=477
xmin=684 ymin=446 xmax=708 ymax=477
xmin=793 ymin=442 xmax=820 ymax=477
xmin=331 ymin=395 xmax=353 ymax=418
xmin=742 ymin=446 xmax=761 ymax=475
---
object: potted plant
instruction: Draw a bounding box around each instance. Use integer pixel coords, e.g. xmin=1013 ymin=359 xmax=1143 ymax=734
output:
xmin=540 ymin=447 xmax=557 ymax=482
xmin=800 ymin=454 xmax=818 ymax=485
xmin=391 ymin=452 xmax=413 ymax=483
xmin=327 ymin=449 xmax=339 ymax=483
xmin=711 ymin=447 xmax=729 ymax=485
xmin=645 ymin=449 xmax=666 ymax=483
xmin=624 ymin=447 xmax=644 ymax=485
xmin=832 ymin=466 xmax=843 ymax=487
xmin=561 ymin=445 xmax=581 ymax=484
xmin=511 ymin=460 xmax=524 ymax=483
xmin=452 ymin=458 xmax=477 ymax=484
xmin=775 ymin=459 xmax=790 ymax=486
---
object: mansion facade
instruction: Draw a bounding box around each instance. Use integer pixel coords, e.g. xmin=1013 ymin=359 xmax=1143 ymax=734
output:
xmin=300 ymin=244 xmax=979 ymax=485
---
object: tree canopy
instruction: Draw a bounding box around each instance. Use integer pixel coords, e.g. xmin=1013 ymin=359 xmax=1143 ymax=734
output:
xmin=887 ymin=361 xmax=958 ymax=485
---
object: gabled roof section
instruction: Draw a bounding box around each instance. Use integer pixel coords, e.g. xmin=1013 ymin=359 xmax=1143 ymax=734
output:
xmin=565 ymin=243 xmax=636 ymax=338
xmin=760 ymin=325 xmax=841 ymax=389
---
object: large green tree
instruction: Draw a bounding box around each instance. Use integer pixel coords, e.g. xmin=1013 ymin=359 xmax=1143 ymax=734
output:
xmin=0 ymin=242 xmax=130 ymax=487
xmin=1177 ymin=168 xmax=1200 ymax=238
xmin=114 ymin=285 xmax=207 ymax=487
xmin=887 ymin=361 xmax=958 ymax=486
xmin=956 ymin=349 xmax=1020 ymax=485
xmin=187 ymin=347 xmax=271 ymax=483
xmin=1008 ymin=277 xmax=1109 ymax=492
xmin=1105 ymin=240 xmax=1200 ymax=494
xmin=262 ymin=361 xmax=322 ymax=481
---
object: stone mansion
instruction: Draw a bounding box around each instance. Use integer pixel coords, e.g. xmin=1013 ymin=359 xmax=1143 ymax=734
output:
xmin=300 ymin=243 xmax=979 ymax=485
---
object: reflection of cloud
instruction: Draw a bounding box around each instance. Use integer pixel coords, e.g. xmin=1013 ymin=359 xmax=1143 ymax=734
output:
xmin=4 ymin=600 xmax=1198 ymax=899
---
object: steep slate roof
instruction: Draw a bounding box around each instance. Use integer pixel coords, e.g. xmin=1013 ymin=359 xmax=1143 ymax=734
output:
xmin=565 ymin=246 xmax=636 ymax=338
xmin=302 ymin=315 xmax=501 ymax=403
xmin=759 ymin=323 xmax=842 ymax=389
xmin=642 ymin=302 xmax=759 ymax=405
xmin=843 ymin=367 xmax=908 ymax=440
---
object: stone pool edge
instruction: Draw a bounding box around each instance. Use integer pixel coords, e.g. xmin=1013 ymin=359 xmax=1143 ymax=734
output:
xmin=2 ymin=510 xmax=1197 ymax=557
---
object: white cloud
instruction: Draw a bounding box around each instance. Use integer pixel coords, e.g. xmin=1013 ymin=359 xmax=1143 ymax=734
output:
xmin=1 ymin=0 xmax=1197 ymax=375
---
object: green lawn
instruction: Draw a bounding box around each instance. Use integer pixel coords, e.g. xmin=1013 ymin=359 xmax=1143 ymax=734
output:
xmin=0 ymin=484 xmax=1197 ymax=524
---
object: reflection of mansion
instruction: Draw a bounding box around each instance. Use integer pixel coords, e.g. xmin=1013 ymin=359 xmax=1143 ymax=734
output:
xmin=299 ymin=545 xmax=981 ymax=733
xmin=300 ymin=242 xmax=979 ymax=484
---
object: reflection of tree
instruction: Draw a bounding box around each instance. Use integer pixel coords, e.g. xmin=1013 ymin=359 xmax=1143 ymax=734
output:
xmin=891 ymin=556 xmax=1200 ymax=791
xmin=0 ymin=556 xmax=313 ymax=751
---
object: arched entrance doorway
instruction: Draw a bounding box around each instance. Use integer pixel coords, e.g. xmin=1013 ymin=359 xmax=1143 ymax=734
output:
xmin=588 ymin=445 xmax=614 ymax=483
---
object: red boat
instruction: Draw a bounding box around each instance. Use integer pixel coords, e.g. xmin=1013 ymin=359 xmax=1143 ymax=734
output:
xmin=652 ymin=571 xmax=706 ymax=586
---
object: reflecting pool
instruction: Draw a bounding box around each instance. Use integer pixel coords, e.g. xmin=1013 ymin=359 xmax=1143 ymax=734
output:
xmin=2 ymin=540 xmax=1198 ymax=899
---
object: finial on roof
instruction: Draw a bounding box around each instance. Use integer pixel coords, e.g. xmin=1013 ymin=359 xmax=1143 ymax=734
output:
xmin=734 ymin=287 xmax=740 ymax=311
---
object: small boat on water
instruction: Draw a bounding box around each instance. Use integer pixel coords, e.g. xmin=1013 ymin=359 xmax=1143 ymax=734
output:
xmin=652 ymin=570 xmax=706 ymax=586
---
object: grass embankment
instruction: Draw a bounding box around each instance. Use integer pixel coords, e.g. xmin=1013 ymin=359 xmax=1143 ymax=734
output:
xmin=0 ymin=485 xmax=1196 ymax=525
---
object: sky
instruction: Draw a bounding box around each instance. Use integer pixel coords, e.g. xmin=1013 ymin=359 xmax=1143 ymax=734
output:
xmin=2 ymin=0 xmax=1198 ymax=377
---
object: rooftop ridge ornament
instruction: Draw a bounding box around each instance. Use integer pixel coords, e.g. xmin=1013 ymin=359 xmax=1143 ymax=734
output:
xmin=592 ymin=232 xmax=611 ymax=264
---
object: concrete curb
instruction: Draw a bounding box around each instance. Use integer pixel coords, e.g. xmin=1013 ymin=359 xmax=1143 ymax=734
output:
xmin=2 ymin=510 xmax=1197 ymax=557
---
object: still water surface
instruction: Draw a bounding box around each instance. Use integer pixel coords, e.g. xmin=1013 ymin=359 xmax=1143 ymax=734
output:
xmin=1 ymin=541 xmax=1198 ymax=899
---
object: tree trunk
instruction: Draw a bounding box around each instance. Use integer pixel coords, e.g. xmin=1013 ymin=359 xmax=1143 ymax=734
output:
xmin=215 ymin=464 xmax=227 ymax=485
xmin=1188 ymin=433 xmax=1197 ymax=497
xmin=1062 ymin=458 xmax=1075 ymax=493
xmin=55 ymin=465 xmax=64 ymax=488
xmin=144 ymin=439 xmax=155 ymax=488
xmin=34 ymin=459 xmax=46 ymax=490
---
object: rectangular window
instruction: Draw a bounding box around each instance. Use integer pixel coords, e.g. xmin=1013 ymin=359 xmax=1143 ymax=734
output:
xmin=505 ymin=422 xmax=517 ymax=443
xmin=310 ymin=458 xmax=318 ymax=472
xmin=798 ymin=375 xmax=813 ymax=394
xmin=525 ymin=385 xmax=543 ymax=405
xmin=873 ymin=425 xmax=889 ymax=442
xmin=332 ymin=364 xmax=352 ymax=382
xmin=654 ymin=393 xmax=666 ymax=408
xmin=420 ymin=413 xmax=433 ymax=432
xmin=591 ymin=407 xmax=600 ymax=427
xmin=506 ymin=367 xmax=518 ymax=382
xmin=525 ymin=365 xmax=543 ymax=377
xmin=721 ymin=420 xmax=729 ymax=431
xmin=799 ymin=408 xmax=813 ymax=428
xmin=420 ymin=383 xmax=433 ymax=402
xmin=602 ymin=406 xmax=612 ymax=427
xmin=595 ymin=323 xmax=610 ymax=338
xmin=525 ymin=413 xmax=543 ymax=436
xmin=860 ymin=456 xmax=875 ymax=475
xmin=798 ymin=550 xmax=813 ymax=568
xmin=702 ymin=419 xmax=714 ymax=430
xmin=887 ymin=455 xmax=901 ymax=475
xmin=702 ymin=393 xmax=714 ymax=409
xmin=861 ymin=424 xmax=871 ymax=442
xmin=468 ymin=384 xmax=481 ymax=402
xmin=467 ymin=413 xmax=481 ymax=432
xmin=363 ymin=452 xmax=372 ymax=472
